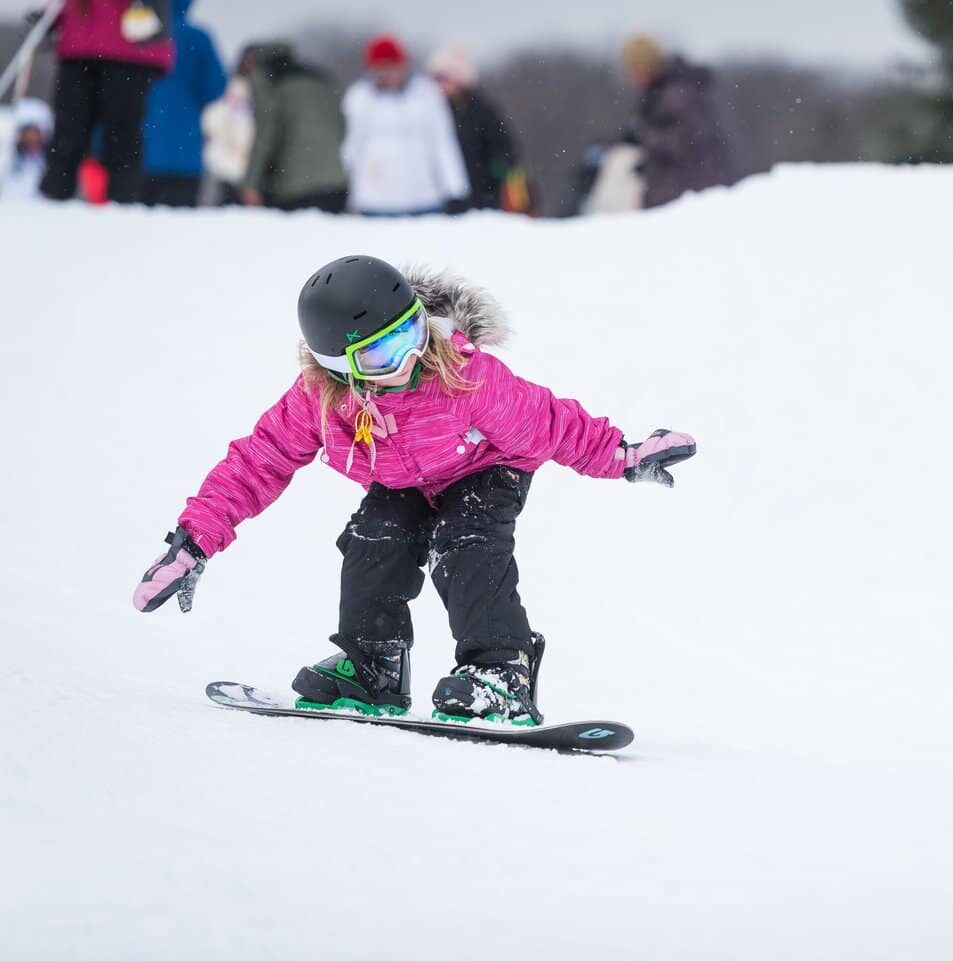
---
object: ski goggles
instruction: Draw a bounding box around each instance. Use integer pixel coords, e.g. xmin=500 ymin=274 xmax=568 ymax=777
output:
xmin=309 ymin=299 xmax=429 ymax=381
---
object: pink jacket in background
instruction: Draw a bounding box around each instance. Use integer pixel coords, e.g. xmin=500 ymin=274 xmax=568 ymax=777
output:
xmin=56 ymin=0 xmax=173 ymax=72
xmin=179 ymin=335 xmax=624 ymax=558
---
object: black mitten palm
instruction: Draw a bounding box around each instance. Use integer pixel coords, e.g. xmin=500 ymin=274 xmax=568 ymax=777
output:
xmin=622 ymin=429 xmax=696 ymax=487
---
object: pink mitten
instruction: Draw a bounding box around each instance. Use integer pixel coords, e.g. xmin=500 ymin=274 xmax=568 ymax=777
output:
xmin=624 ymin=429 xmax=696 ymax=487
xmin=133 ymin=527 xmax=206 ymax=613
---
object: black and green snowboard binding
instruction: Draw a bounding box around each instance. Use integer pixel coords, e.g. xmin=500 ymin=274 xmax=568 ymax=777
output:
xmin=291 ymin=635 xmax=411 ymax=717
xmin=431 ymin=633 xmax=545 ymax=726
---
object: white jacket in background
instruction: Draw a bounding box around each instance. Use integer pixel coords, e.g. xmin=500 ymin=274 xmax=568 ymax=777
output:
xmin=342 ymin=74 xmax=470 ymax=214
xmin=581 ymin=144 xmax=645 ymax=215
xmin=0 ymin=152 xmax=45 ymax=202
xmin=201 ymin=77 xmax=255 ymax=186
xmin=0 ymin=98 xmax=52 ymax=203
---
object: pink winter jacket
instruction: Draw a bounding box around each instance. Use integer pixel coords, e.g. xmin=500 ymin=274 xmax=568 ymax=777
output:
xmin=56 ymin=0 xmax=174 ymax=72
xmin=179 ymin=271 xmax=625 ymax=558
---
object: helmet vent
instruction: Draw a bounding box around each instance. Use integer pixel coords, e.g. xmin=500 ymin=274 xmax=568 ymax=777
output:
xmin=310 ymin=274 xmax=320 ymax=287
xmin=345 ymin=257 xmax=360 ymax=263
xmin=353 ymin=310 xmax=367 ymax=320
xmin=325 ymin=273 xmax=333 ymax=284
xmin=392 ymin=282 xmax=400 ymax=292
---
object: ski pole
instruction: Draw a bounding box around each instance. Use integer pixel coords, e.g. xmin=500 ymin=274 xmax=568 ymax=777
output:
xmin=0 ymin=0 xmax=65 ymax=104
xmin=12 ymin=46 xmax=37 ymax=103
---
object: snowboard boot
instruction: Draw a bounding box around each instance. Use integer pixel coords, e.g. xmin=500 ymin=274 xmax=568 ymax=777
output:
xmin=291 ymin=635 xmax=411 ymax=717
xmin=431 ymin=632 xmax=545 ymax=726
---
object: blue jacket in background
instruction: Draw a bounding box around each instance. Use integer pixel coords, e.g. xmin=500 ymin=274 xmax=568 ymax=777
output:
xmin=142 ymin=0 xmax=226 ymax=177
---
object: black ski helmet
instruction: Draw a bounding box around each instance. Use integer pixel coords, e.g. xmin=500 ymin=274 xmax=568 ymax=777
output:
xmin=297 ymin=255 xmax=416 ymax=361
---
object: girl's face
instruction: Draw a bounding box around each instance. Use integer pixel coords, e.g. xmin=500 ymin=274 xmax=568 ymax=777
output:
xmin=370 ymin=353 xmax=417 ymax=388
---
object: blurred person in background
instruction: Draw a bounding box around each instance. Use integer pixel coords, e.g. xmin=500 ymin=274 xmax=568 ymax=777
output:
xmin=201 ymin=44 xmax=256 ymax=204
xmin=240 ymin=43 xmax=347 ymax=212
xmin=0 ymin=97 xmax=52 ymax=201
xmin=342 ymin=33 xmax=469 ymax=216
xmin=40 ymin=0 xmax=173 ymax=204
xmin=141 ymin=0 xmax=225 ymax=207
xmin=621 ymin=34 xmax=732 ymax=209
xmin=426 ymin=41 xmax=531 ymax=213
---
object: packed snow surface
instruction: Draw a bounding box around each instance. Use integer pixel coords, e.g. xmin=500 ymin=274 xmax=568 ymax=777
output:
xmin=2 ymin=165 xmax=952 ymax=960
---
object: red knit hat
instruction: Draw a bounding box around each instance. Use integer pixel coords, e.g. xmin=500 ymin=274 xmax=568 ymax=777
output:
xmin=365 ymin=34 xmax=408 ymax=68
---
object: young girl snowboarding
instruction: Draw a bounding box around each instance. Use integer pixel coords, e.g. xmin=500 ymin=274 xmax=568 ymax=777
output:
xmin=134 ymin=256 xmax=695 ymax=725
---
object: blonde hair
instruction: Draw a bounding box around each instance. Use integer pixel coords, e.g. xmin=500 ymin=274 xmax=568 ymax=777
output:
xmin=620 ymin=34 xmax=665 ymax=74
xmin=299 ymin=319 xmax=478 ymax=441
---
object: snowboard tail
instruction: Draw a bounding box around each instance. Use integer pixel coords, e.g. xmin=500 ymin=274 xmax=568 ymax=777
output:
xmin=206 ymin=682 xmax=634 ymax=753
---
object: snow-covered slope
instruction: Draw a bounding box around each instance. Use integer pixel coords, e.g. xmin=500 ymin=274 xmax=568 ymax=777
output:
xmin=2 ymin=165 xmax=951 ymax=960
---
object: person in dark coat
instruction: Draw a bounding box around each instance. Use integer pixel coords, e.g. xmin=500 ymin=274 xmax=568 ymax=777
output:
xmin=427 ymin=42 xmax=527 ymax=212
xmin=241 ymin=44 xmax=348 ymax=213
xmin=141 ymin=0 xmax=226 ymax=207
xmin=621 ymin=34 xmax=732 ymax=209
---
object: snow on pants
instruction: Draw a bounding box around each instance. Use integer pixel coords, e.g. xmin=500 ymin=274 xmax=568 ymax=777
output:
xmin=336 ymin=465 xmax=535 ymax=665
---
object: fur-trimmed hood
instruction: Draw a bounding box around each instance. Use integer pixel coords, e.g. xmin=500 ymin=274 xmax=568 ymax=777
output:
xmin=405 ymin=266 xmax=509 ymax=347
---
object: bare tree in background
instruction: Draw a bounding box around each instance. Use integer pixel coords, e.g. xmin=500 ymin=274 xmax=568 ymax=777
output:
xmin=892 ymin=0 xmax=953 ymax=161
xmin=481 ymin=49 xmax=631 ymax=215
xmin=718 ymin=62 xmax=920 ymax=168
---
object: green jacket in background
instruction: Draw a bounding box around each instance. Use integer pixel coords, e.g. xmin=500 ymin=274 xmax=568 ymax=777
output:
xmin=244 ymin=45 xmax=347 ymax=203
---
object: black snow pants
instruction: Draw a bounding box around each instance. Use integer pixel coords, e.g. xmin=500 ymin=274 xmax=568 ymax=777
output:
xmin=336 ymin=466 xmax=534 ymax=666
xmin=41 ymin=59 xmax=159 ymax=204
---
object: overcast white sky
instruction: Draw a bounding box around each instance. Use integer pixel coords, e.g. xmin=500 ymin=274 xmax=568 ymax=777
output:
xmin=1 ymin=0 xmax=933 ymax=68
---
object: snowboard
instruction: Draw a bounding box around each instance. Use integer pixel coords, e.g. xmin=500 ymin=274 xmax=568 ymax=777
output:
xmin=206 ymin=681 xmax=634 ymax=754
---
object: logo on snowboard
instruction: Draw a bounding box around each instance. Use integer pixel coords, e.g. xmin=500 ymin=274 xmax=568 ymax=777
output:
xmin=579 ymin=728 xmax=616 ymax=740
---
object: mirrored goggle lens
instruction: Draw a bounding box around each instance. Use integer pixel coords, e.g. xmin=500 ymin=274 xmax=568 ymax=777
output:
xmin=352 ymin=306 xmax=428 ymax=376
